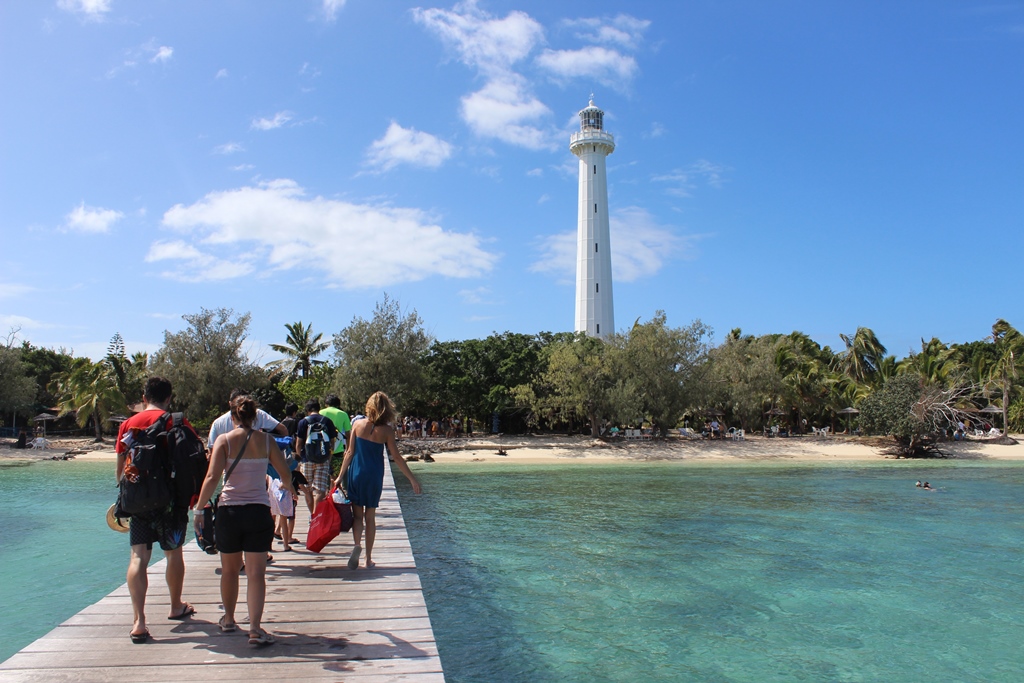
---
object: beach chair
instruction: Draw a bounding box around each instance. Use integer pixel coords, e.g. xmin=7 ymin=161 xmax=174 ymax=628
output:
xmin=734 ymin=429 xmax=745 ymax=441
xmin=821 ymin=427 xmax=830 ymax=438
xmin=988 ymin=428 xmax=1002 ymax=437
xmin=678 ymin=428 xmax=702 ymax=440
xmin=975 ymin=429 xmax=985 ymax=437
xmin=770 ymin=425 xmax=780 ymax=438
xmin=30 ymin=437 xmax=51 ymax=450
xmin=811 ymin=427 xmax=823 ymax=437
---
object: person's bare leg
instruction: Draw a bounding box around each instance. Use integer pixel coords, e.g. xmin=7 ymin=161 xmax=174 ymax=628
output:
xmin=243 ymin=551 xmax=268 ymax=636
xmin=349 ymin=505 xmax=364 ymax=569
xmin=364 ymin=507 xmax=376 ymax=568
xmin=164 ymin=546 xmax=186 ymax=617
xmin=219 ymin=552 xmax=243 ymax=629
xmin=127 ymin=544 xmax=152 ymax=637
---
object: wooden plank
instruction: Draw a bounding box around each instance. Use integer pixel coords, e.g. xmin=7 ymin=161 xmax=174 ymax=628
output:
xmin=0 ymin=462 xmax=445 ymax=681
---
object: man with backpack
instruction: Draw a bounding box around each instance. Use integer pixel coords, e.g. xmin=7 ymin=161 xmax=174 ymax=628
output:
xmin=114 ymin=376 xmax=202 ymax=644
xmin=207 ymin=388 xmax=288 ymax=448
xmin=320 ymin=394 xmax=351 ymax=461
xmin=295 ymin=398 xmax=338 ymax=514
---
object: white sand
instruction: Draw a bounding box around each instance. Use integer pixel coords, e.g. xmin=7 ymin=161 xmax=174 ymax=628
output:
xmin=5 ymin=433 xmax=1022 ymax=465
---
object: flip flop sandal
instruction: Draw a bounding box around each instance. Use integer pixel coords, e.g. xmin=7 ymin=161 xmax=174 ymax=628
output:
xmin=168 ymin=603 xmax=196 ymax=620
xmin=348 ymin=545 xmax=361 ymax=570
xmin=248 ymin=630 xmax=275 ymax=647
xmin=129 ymin=629 xmax=150 ymax=644
xmin=218 ymin=615 xmax=237 ymax=632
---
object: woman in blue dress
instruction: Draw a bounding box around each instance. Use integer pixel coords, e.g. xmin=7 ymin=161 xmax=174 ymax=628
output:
xmin=335 ymin=391 xmax=422 ymax=569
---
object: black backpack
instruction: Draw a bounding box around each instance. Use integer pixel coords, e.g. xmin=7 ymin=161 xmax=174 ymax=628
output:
xmin=115 ymin=416 xmax=173 ymax=518
xmin=164 ymin=412 xmax=209 ymax=510
xmin=304 ymin=420 xmax=331 ymax=464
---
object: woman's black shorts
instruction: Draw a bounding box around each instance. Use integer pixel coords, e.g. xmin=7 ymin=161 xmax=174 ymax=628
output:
xmin=215 ymin=503 xmax=274 ymax=554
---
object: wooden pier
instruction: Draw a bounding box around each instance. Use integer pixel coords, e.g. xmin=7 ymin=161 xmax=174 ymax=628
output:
xmin=0 ymin=465 xmax=445 ymax=682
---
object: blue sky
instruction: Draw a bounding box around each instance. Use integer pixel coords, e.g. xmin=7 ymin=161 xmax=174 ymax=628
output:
xmin=1 ymin=0 xmax=1022 ymax=363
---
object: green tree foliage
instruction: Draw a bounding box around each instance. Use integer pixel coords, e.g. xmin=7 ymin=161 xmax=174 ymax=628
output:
xmin=105 ymin=333 xmax=148 ymax=405
xmin=51 ymin=358 xmax=125 ymax=441
xmin=150 ymin=308 xmax=267 ymax=426
xmin=989 ymin=319 xmax=1022 ymax=434
xmin=331 ymin=295 xmax=431 ymax=412
xmin=278 ymin=364 xmax=334 ymax=409
xmin=837 ymin=327 xmax=888 ymax=386
xmin=613 ymin=313 xmax=711 ymax=435
xmin=0 ymin=340 xmax=36 ymax=425
xmin=859 ymin=374 xmax=926 ymax=453
xmin=267 ymin=321 xmax=330 ymax=378
xmin=423 ymin=331 xmax=558 ymax=428
xmin=514 ymin=333 xmax=617 ymax=435
xmin=18 ymin=342 xmax=75 ymax=410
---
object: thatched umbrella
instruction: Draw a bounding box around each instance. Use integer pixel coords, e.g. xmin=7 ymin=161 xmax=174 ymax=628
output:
xmin=33 ymin=413 xmax=57 ymax=437
xmin=979 ymin=404 xmax=1003 ymax=430
xmin=837 ymin=406 xmax=860 ymax=434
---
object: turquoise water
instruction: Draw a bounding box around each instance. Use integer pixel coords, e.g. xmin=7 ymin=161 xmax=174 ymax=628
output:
xmin=399 ymin=462 xmax=1024 ymax=683
xmin=0 ymin=459 xmax=127 ymax=662
xmin=3 ymin=459 xmax=1024 ymax=681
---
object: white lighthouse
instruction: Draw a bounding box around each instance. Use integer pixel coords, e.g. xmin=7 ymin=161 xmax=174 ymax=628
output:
xmin=570 ymin=97 xmax=615 ymax=338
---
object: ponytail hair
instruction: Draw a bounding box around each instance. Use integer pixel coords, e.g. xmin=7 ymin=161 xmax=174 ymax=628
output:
xmin=230 ymin=395 xmax=258 ymax=428
xmin=365 ymin=391 xmax=396 ymax=426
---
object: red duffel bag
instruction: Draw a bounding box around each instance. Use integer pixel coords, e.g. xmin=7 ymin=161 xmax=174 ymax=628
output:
xmin=306 ymin=488 xmax=342 ymax=553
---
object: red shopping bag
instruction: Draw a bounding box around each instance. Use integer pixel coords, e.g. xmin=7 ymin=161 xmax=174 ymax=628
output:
xmin=306 ymin=490 xmax=341 ymax=553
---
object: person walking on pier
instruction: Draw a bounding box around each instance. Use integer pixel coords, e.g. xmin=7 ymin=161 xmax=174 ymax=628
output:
xmin=194 ymin=394 xmax=296 ymax=647
xmin=115 ymin=376 xmax=199 ymax=644
xmin=335 ymin=391 xmax=422 ymax=570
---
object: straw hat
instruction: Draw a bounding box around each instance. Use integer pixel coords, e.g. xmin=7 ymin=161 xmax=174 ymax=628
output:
xmin=106 ymin=504 xmax=129 ymax=533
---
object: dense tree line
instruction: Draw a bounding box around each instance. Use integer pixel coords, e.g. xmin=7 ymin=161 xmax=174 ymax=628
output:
xmin=2 ymin=301 xmax=1021 ymax=455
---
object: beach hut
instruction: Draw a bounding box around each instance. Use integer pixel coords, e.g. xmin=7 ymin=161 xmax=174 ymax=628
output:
xmin=837 ymin=406 xmax=860 ymax=434
xmin=33 ymin=413 xmax=57 ymax=437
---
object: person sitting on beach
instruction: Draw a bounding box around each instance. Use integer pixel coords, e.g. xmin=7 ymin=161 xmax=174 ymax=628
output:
xmin=14 ymin=430 xmax=28 ymax=449
xmin=335 ymin=391 xmax=422 ymax=570
xmin=115 ymin=376 xmax=199 ymax=644
xmin=710 ymin=420 xmax=721 ymax=438
xmin=194 ymin=394 xmax=296 ymax=647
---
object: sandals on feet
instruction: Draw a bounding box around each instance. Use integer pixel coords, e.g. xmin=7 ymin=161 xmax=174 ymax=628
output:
xmin=348 ymin=545 xmax=362 ymax=570
xmin=218 ymin=615 xmax=237 ymax=633
xmin=129 ymin=629 xmax=150 ymax=644
xmin=168 ymin=603 xmax=196 ymax=620
xmin=249 ymin=629 xmax=275 ymax=647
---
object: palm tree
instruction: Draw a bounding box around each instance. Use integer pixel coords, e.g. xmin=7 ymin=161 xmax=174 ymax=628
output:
xmin=897 ymin=338 xmax=953 ymax=386
xmin=267 ymin=321 xmax=330 ymax=378
xmin=990 ymin=319 xmax=1022 ymax=434
xmin=837 ymin=327 xmax=887 ymax=386
xmin=52 ymin=359 xmax=126 ymax=441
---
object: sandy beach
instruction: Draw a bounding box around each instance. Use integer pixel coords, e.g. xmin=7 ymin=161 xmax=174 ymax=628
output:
xmin=10 ymin=432 xmax=1021 ymax=465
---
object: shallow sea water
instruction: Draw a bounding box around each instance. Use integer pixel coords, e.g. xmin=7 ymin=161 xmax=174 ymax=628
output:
xmin=0 ymin=459 xmax=126 ymax=662
xmin=400 ymin=462 xmax=1024 ymax=683
xmin=2 ymin=458 xmax=1023 ymax=681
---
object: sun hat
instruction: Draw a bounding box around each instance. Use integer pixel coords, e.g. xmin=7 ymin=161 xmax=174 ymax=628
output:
xmin=106 ymin=503 xmax=129 ymax=533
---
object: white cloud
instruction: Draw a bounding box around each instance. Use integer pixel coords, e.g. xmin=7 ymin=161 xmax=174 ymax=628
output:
xmin=460 ymin=76 xmax=555 ymax=150
xmin=458 ymin=286 xmax=494 ymax=304
xmin=564 ymin=15 xmax=650 ymax=50
xmin=64 ymin=201 xmax=123 ymax=233
xmin=57 ymin=0 xmax=111 ymax=20
xmin=414 ymin=1 xmax=556 ymax=149
xmin=251 ymin=111 xmax=293 ymax=131
xmin=145 ymin=240 xmax=255 ymax=282
xmin=413 ymin=0 xmax=544 ymax=77
xmin=526 ymin=168 xmax=544 ymax=177
xmin=150 ymin=46 xmax=173 ymax=63
xmin=0 ymin=283 xmax=33 ymax=299
xmin=158 ymin=179 xmax=498 ymax=287
xmin=531 ymin=207 xmax=689 ymax=283
xmin=536 ymin=45 xmax=637 ymax=91
xmin=0 ymin=314 xmax=52 ymax=331
xmin=653 ymin=160 xmax=729 ymax=197
xmin=215 ymin=68 xmax=229 ymax=79
xmin=322 ymin=0 xmax=346 ymax=22
xmin=366 ymin=122 xmax=453 ymax=171
xmin=214 ymin=142 xmax=245 ymax=155
xmin=231 ymin=163 xmax=255 ymax=171
xmin=644 ymin=122 xmax=665 ymax=139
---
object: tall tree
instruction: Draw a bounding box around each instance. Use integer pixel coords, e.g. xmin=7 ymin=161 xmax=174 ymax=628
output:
xmin=990 ymin=319 xmax=1022 ymax=434
xmin=105 ymin=333 xmax=148 ymax=406
xmin=150 ymin=308 xmax=267 ymax=425
xmin=51 ymin=358 xmax=124 ymax=441
xmin=0 ymin=335 xmax=36 ymax=428
xmin=267 ymin=321 xmax=330 ymax=378
xmin=837 ymin=327 xmax=888 ymax=386
xmin=332 ymin=294 xmax=432 ymax=412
